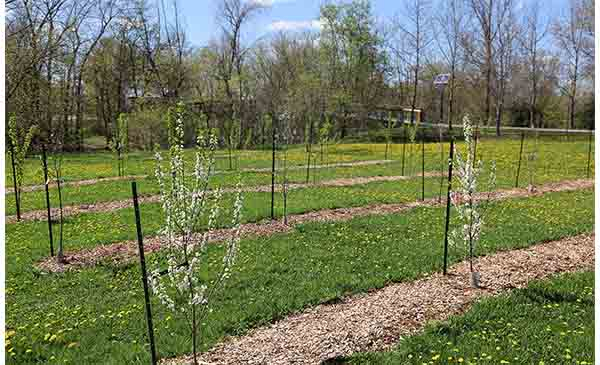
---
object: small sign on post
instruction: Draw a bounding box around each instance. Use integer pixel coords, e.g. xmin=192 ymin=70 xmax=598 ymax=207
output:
xmin=434 ymin=74 xmax=450 ymax=129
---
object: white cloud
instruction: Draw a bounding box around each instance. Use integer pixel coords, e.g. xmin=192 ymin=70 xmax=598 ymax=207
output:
xmin=268 ymin=19 xmax=322 ymax=31
xmin=249 ymin=0 xmax=296 ymax=6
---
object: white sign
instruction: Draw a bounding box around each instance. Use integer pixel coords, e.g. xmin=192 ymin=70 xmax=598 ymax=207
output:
xmin=434 ymin=73 xmax=450 ymax=85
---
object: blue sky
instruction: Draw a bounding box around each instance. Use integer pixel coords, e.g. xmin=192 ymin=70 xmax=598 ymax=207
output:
xmin=176 ymin=0 xmax=570 ymax=48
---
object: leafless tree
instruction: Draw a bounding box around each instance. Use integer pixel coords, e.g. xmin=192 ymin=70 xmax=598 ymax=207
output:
xmin=519 ymin=0 xmax=547 ymax=128
xmin=435 ymin=0 xmax=467 ymax=129
xmin=396 ymin=0 xmax=433 ymax=124
xmin=553 ymin=0 xmax=592 ymax=129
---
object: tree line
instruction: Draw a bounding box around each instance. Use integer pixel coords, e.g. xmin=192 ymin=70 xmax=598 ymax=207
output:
xmin=5 ymin=0 xmax=595 ymax=151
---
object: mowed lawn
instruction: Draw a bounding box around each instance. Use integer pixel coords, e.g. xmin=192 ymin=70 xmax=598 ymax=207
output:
xmin=6 ymin=138 xmax=594 ymax=215
xmin=5 ymin=189 xmax=594 ymax=364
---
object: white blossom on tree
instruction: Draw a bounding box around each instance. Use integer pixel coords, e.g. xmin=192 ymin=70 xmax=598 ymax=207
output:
xmin=149 ymin=102 xmax=243 ymax=365
xmin=449 ymin=115 xmax=496 ymax=282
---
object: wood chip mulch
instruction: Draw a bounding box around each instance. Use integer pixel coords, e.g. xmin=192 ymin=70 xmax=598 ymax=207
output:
xmin=8 ymin=171 xmax=441 ymax=224
xmin=35 ymin=178 xmax=593 ymax=274
xmin=162 ymin=233 xmax=594 ymax=365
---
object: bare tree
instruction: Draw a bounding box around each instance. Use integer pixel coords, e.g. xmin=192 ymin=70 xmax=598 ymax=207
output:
xmin=216 ymin=0 xmax=266 ymax=127
xmin=553 ymin=0 xmax=591 ymax=129
xmin=435 ymin=0 xmax=467 ymax=129
xmin=396 ymin=0 xmax=433 ymax=124
xmin=492 ymin=0 xmax=516 ymax=135
xmin=519 ymin=0 xmax=547 ymax=128
xmin=467 ymin=0 xmax=511 ymax=126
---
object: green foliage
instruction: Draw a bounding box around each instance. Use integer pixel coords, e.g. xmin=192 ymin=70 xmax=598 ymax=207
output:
xmin=110 ymin=113 xmax=129 ymax=176
xmin=7 ymin=114 xmax=37 ymax=192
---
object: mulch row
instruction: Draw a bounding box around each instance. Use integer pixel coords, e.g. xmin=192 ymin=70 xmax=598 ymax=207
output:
xmin=6 ymin=159 xmax=394 ymax=194
xmin=7 ymin=171 xmax=440 ymax=224
xmin=164 ymin=233 xmax=594 ymax=365
xmin=35 ymin=178 xmax=593 ymax=273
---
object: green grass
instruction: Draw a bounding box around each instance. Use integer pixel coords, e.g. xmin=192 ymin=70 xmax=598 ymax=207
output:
xmin=6 ymin=143 xmax=396 ymax=187
xmin=6 ymin=189 xmax=594 ymax=364
xmin=6 ymin=177 xmax=446 ymax=252
xmin=6 ymin=139 xmax=593 ymax=216
xmin=342 ymin=271 xmax=594 ymax=365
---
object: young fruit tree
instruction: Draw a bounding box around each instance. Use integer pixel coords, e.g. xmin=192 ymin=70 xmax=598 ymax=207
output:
xmin=110 ymin=113 xmax=128 ymax=177
xmin=450 ymin=115 xmax=496 ymax=288
xmin=149 ymin=103 xmax=243 ymax=365
xmin=279 ymin=110 xmax=292 ymax=224
xmin=7 ymin=114 xmax=37 ymax=221
xmin=384 ymin=111 xmax=397 ymax=160
xmin=49 ymin=143 xmax=66 ymax=264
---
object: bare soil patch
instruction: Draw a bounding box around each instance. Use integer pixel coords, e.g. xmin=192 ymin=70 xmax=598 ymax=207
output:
xmin=35 ymin=178 xmax=593 ymax=273
xmin=163 ymin=233 xmax=593 ymax=365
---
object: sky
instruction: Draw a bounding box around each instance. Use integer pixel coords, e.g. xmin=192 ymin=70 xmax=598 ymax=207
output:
xmin=175 ymin=0 xmax=571 ymax=48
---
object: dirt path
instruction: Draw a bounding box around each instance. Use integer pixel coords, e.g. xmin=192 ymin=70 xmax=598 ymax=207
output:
xmin=6 ymin=159 xmax=394 ymax=194
xmin=163 ymin=233 xmax=594 ymax=365
xmin=36 ymin=179 xmax=593 ymax=273
xmin=7 ymin=172 xmax=442 ymax=224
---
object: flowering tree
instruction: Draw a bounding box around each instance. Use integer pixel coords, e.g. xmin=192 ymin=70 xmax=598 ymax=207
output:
xmin=405 ymin=122 xmax=418 ymax=176
xmin=450 ymin=115 xmax=496 ymax=287
xmin=110 ymin=113 xmax=128 ymax=177
xmin=150 ymin=102 xmax=243 ymax=365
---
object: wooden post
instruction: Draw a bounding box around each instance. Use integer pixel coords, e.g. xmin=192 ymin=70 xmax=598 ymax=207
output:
xmin=586 ymin=130 xmax=593 ymax=179
xmin=515 ymin=132 xmax=525 ymax=188
xmin=9 ymin=141 xmax=21 ymax=221
xmin=42 ymin=146 xmax=54 ymax=256
xmin=442 ymin=138 xmax=455 ymax=275
xmin=131 ymin=182 xmax=158 ymax=365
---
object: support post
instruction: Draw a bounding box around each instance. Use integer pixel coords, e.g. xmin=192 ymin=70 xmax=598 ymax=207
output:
xmin=401 ymin=126 xmax=406 ymax=176
xmin=42 ymin=146 xmax=54 ymax=256
xmin=421 ymin=128 xmax=425 ymax=201
xmin=131 ymin=182 xmax=158 ymax=365
xmin=442 ymin=138 xmax=455 ymax=275
xmin=586 ymin=130 xmax=593 ymax=179
xmin=515 ymin=132 xmax=525 ymax=188
xmin=271 ymin=117 xmax=277 ymax=220
xmin=9 ymin=141 xmax=21 ymax=221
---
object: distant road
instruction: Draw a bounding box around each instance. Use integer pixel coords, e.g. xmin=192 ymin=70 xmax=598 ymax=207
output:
xmin=366 ymin=114 xmax=594 ymax=134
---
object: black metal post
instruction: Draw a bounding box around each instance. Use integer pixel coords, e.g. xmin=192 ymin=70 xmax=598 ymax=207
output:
xmin=586 ymin=130 xmax=593 ymax=178
xmin=131 ymin=182 xmax=158 ymax=365
xmin=438 ymin=128 xmax=444 ymax=203
xmin=401 ymin=126 xmax=406 ymax=176
xmin=9 ymin=141 xmax=21 ymax=221
xmin=271 ymin=118 xmax=277 ymax=220
xmin=442 ymin=138 xmax=455 ymax=275
xmin=473 ymin=125 xmax=479 ymax=161
xmin=439 ymin=87 xmax=444 ymax=125
xmin=421 ymin=128 xmax=425 ymax=201
xmin=42 ymin=146 xmax=54 ymax=256
xmin=515 ymin=132 xmax=525 ymax=188
xmin=306 ymin=117 xmax=314 ymax=184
